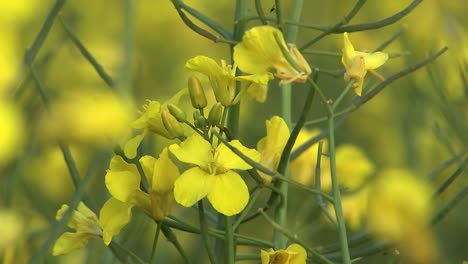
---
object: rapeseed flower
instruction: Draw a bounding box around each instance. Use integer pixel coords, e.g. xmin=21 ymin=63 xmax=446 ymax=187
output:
xmin=257 ymin=116 xmax=289 ymax=183
xmin=53 ymin=203 xmax=102 ymax=256
xmin=342 ymin=32 xmax=388 ymax=96
xmin=0 ymin=100 xmax=24 ymax=166
xmin=102 ymin=149 xmax=179 ymax=243
xmin=169 ymin=134 xmax=260 ymax=216
xmin=124 ymin=89 xmax=187 ymax=158
xmin=234 ymin=26 xmax=311 ymax=83
xmin=290 ymin=129 xmax=326 ymax=185
xmin=261 ymin=243 xmax=307 ymax=264
xmin=185 ymin=56 xmax=273 ymax=105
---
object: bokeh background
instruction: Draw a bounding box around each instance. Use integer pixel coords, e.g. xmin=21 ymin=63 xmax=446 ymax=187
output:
xmin=1 ymin=0 xmax=466 ymax=263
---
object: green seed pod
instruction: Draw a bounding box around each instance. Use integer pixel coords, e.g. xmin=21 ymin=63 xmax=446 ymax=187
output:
xmin=161 ymin=110 xmax=184 ymax=138
xmin=167 ymin=104 xmax=187 ymax=123
xmin=188 ymin=75 xmax=207 ymax=109
xmin=207 ymin=102 xmax=223 ymax=126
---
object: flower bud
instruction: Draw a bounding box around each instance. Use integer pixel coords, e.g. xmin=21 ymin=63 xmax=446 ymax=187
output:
xmin=188 ymin=75 xmax=207 ymax=109
xmin=207 ymin=103 xmax=223 ymax=126
xmin=161 ymin=110 xmax=184 ymax=138
xmin=167 ymin=104 xmax=187 ymax=123
xmin=193 ymin=111 xmax=208 ymax=129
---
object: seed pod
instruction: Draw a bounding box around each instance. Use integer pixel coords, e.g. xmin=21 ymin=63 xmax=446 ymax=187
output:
xmin=161 ymin=110 xmax=184 ymax=138
xmin=207 ymin=102 xmax=223 ymax=126
xmin=167 ymin=104 xmax=187 ymax=123
xmin=188 ymin=75 xmax=207 ymax=109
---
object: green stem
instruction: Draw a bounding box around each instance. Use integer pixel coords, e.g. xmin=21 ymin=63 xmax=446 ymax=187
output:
xmin=109 ymin=241 xmax=147 ymax=264
xmin=254 ymin=0 xmax=268 ymax=25
xmin=232 ymin=188 xmax=262 ymax=230
xmin=199 ymin=201 xmax=217 ymax=264
xmin=161 ymin=225 xmax=192 ymax=264
xmin=327 ymin=113 xmax=351 ymax=264
xmin=273 ymin=0 xmax=304 ymax=249
xmin=224 ymin=216 xmax=234 ymax=264
xmin=150 ymin=222 xmax=162 ymax=263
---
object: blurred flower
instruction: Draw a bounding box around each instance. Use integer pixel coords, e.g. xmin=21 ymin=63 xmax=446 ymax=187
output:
xmin=341 ymin=32 xmax=388 ymax=96
xmin=0 ymin=99 xmax=25 ymax=167
xmin=327 ymin=187 xmax=370 ymax=230
xmin=234 ymin=26 xmax=311 ymax=83
xmin=53 ymin=203 xmax=102 ymax=256
xmin=0 ymin=209 xmax=24 ymax=254
xmin=368 ymin=168 xmax=437 ymax=264
xmin=124 ymin=89 xmax=187 ymax=159
xmin=41 ymin=89 xmax=132 ymax=146
xmin=320 ymin=144 xmax=375 ymax=191
xmin=261 ymin=243 xmax=307 ymax=264
xmin=290 ymin=129 xmax=326 ymax=185
xmin=257 ymin=116 xmax=289 ymax=183
xmin=185 ymin=56 xmax=273 ymax=105
xmin=169 ymin=134 xmax=260 ymax=216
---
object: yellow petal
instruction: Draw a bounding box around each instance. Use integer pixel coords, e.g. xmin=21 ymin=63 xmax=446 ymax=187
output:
xmin=356 ymin=51 xmax=389 ymax=70
xmin=286 ymin=243 xmax=307 ymax=264
xmin=235 ymin=72 xmax=274 ymax=85
xmin=139 ymin=154 xmax=156 ymax=187
xmin=99 ymin=198 xmax=133 ymax=245
xmin=174 ymin=167 xmax=215 ymax=207
xmin=53 ymin=232 xmax=93 ymax=256
xmin=152 ymin=148 xmax=180 ymax=193
xmin=216 ymin=140 xmax=261 ymax=170
xmin=261 ymin=249 xmax=270 ymax=264
xmin=105 ymin=156 xmax=141 ymax=202
xmin=234 ymin=26 xmax=285 ymax=74
xmin=169 ymin=135 xmax=213 ymax=167
xmin=185 ymin=56 xmax=224 ymax=79
xmin=123 ymin=132 xmax=146 ymax=159
xmin=207 ymin=170 xmax=249 ymax=216
xmin=56 ymin=202 xmax=100 ymax=234
xmin=335 ymin=144 xmax=375 ymax=190
xmin=342 ymin=32 xmax=356 ymax=68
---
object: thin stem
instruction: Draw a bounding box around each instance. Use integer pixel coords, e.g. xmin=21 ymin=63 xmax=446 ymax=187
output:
xmin=198 ymin=200 xmax=217 ymax=264
xmin=431 ymin=186 xmax=468 ymax=226
xmin=254 ymin=0 xmax=268 ymax=25
xmin=232 ymin=188 xmax=262 ymax=230
xmin=274 ymin=0 xmax=283 ymax=28
xmin=109 ymin=241 xmax=147 ymax=264
xmin=300 ymin=0 xmax=366 ymax=50
xmin=150 ymin=222 xmax=162 ymax=263
xmin=315 ymin=142 xmax=337 ymax=227
xmin=59 ymin=16 xmax=115 ymax=88
xmin=224 ymin=216 xmax=235 ymax=264
xmin=332 ymin=81 xmax=354 ymax=111
xmin=23 ymin=0 xmax=67 ymax=66
xmin=327 ymin=112 xmax=351 ymax=264
xmin=161 ymin=225 xmax=192 ymax=264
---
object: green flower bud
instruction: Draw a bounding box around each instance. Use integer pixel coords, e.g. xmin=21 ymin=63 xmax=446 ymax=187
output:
xmin=193 ymin=111 xmax=207 ymax=129
xmin=167 ymin=104 xmax=187 ymax=122
xmin=207 ymin=103 xmax=223 ymax=126
xmin=161 ymin=110 xmax=184 ymax=138
xmin=188 ymin=75 xmax=207 ymax=109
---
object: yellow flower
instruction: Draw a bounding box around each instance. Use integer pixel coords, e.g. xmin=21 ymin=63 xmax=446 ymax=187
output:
xmin=257 ymin=116 xmax=290 ymax=183
xmin=290 ymin=129 xmax=326 ymax=185
xmin=367 ymin=169 xmax=436 ymax=264
xmin=341 ymin=32 xmax=388 ymax=96
xmin=234 ymin=26 xmax=311 ymax=83
xmin=169 ymin=134 xmax=260 ymax=216
xmin=124 ymin=89 xmax=187 ymax=159
xmin=102 ymin=149 xmax=179 ymax=243
xmin=40 ymin=89 xmax=132 ymax=145
xmin=0 ymin=99 xmax=24 ymax=167
xmin=53 ymin=203 xmax=102 ymax=256
xmin=140 ymin=148 xmax=180 ymax=220
xmin=261 ymin=243 xmax=307 ymax=264
xmin=185 ymin=56 xmax=273 ymax=105
xmin=320 ymin=144 xmax=375 ymax=191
